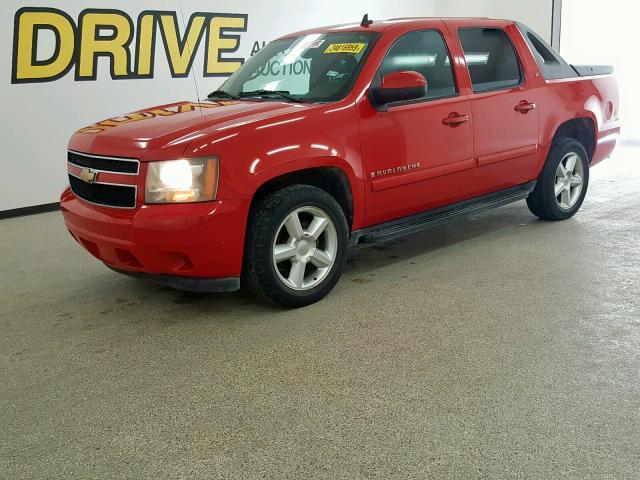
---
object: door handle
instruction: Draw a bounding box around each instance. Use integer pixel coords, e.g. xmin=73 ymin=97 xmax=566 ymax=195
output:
xmin=515 ymin=101 xmax=536 ymax=113
xmin=442 ymin=113 xmax=470 ymax=126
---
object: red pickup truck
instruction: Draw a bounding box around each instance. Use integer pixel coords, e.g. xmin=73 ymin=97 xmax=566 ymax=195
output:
xmin=61 ymin=17 xmax=620 ymax=307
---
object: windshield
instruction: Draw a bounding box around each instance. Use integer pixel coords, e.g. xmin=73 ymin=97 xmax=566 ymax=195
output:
xmin=218 ymin=32 xmax=379 ymax=103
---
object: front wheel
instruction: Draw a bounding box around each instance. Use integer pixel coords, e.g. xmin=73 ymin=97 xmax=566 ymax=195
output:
xmin=243 ymin=185 xmax=348 ymax=308
xmin=527 ymin=138 xmax=590 ymax=221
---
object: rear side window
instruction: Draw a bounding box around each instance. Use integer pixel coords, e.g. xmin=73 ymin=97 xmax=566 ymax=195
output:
xmin=378 ymin=29 xmax=456 ymax=100
xmin=458 ymin=28 xmax=522 ymax=93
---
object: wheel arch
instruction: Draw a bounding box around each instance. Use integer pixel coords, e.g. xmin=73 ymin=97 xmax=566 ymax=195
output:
xmin=551 ymin=117 xmax=596 ymax=163
xmin=248 ymin=165 xmax=356 ymax=229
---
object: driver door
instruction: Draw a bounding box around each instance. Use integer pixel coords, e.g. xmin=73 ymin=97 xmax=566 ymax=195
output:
xmin=358 ymin=28 xmax=475 ymax=226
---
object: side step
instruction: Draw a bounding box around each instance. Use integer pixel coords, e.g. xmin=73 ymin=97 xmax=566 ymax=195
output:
xmin=354 ymin=181 xmax=536 ymax=244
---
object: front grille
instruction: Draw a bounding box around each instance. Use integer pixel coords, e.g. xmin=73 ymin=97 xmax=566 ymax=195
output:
xmin=68 ymin=151 xmax=139 ymax=174
xmin=67 ymin=150 xmax=140 ymax=208
xmin=69 ymin=174 xmax=137 ymax=208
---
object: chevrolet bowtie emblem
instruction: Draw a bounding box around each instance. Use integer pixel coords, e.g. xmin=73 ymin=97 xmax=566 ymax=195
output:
xmin=79 ymin=167 xmax=97 ymax=184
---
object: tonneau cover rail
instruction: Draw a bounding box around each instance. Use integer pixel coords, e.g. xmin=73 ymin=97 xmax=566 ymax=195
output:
xmin=572 ymin=65 xmax=614 ymax=76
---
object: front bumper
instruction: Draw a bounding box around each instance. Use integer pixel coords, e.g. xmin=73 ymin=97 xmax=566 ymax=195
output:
xmin=60 ymin=188 xmax=249 ymax=284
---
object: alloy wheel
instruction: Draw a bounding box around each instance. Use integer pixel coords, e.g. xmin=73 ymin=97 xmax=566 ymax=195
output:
xmin=554 ymin=152 xmax=584 ymax=210
xmin=272 ymin=206 xmax=338 ymax=291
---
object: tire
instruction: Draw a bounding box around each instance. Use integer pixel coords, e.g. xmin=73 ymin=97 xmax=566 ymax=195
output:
xmin=243 ymin=184 xmax=349 ymax=308
xmin=526 ymin=138 xmax=590 ymax=221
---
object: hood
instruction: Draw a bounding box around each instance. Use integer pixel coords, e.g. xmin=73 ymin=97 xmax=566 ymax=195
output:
xmin=68 ymin=100 xmax=315 ymax=159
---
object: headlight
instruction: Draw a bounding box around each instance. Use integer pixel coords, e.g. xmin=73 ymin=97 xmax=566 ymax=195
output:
xmin=145 ymin=157 xmax=218 ymax=203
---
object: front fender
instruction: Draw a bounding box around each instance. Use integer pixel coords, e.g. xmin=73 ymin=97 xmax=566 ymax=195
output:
xmin=182 ymin=100 xmax=367 ymax=229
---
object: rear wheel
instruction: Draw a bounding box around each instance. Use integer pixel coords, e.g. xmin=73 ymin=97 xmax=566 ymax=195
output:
xmin=527 ymin=138 xmax=590 ymax=221
xmin=243 ymin=185 xmax=348 ymax=308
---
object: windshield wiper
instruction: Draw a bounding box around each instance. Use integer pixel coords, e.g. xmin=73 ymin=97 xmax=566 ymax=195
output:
xmin=207 ymin=89 xmax=239 ymax=100
xmin=238 ymin=90 xmax=304 ymax=103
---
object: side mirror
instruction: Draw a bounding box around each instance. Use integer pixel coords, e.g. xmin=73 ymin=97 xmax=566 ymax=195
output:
xmin=370 ymin=71 xmax=427 ymax=108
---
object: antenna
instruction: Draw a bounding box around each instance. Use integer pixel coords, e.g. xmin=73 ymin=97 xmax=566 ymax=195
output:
xmin=361 ymin=14 xmax=373 ymax=27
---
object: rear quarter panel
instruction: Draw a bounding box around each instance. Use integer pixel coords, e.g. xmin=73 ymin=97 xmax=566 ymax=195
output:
xmin=538 ymin=75 xmax=620 ymax=169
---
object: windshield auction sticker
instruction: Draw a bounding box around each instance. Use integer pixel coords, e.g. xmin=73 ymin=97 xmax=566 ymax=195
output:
xmin=324 ymin=43 xmax=365 ymax=54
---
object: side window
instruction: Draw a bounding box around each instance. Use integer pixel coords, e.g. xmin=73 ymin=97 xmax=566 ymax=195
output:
xmin=378 ymin=30 xmax=456 ymax=101
xmin=458 ymin=28 xmax=522 ymax=93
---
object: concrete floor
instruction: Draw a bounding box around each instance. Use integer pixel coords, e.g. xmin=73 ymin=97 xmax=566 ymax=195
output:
xmin=1 ymin=146 xmax=639 ymax=479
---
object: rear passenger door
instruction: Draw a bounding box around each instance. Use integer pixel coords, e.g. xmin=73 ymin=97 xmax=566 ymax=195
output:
xmin=456 ymin=26 xmax=540 ymax=194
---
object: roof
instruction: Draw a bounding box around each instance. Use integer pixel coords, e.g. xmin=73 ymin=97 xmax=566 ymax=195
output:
xmin=281 ymin=17 xmax=511 ymax=38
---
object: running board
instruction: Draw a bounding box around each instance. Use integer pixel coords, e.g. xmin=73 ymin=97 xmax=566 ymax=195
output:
xmin=353 ymin=181 xmax=536 ymax=244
